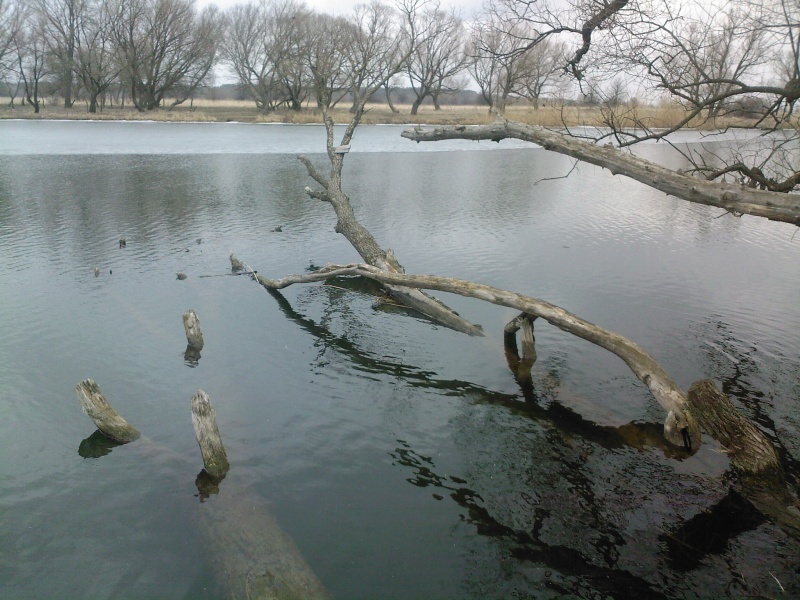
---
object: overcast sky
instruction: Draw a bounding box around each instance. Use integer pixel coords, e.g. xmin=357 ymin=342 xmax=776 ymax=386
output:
xmin=198 ymin=0 xmax=484 ymax=19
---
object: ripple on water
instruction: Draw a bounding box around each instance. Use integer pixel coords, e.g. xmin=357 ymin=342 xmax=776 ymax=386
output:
xmin=1 ymin=127 xmax=799 ymax=599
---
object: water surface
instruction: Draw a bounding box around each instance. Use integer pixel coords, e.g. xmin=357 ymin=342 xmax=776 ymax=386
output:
xmin=1 ymin=121 xmax=798 ymax=598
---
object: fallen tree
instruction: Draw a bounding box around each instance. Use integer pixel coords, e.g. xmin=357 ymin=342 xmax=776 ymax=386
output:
xmin=400 ymin=121 xmax=800 ymax=227
xmin=233 ymin=259 xmax=800 ymax=540
xmin=245 ymin=260 xmax=703 ymax=450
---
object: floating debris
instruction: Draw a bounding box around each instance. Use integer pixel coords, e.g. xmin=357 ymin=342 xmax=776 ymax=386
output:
xmin=119 ymin=238 xmax=126 ymax=248
xmin=177 ymin=273 xmax=187 ymax=280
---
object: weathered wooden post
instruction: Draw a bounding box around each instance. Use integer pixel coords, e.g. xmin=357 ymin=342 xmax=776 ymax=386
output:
xmin=73 ymin=381 xmax=330 ymax=596
xmin=504 ymin=313 xmax=537 ymax=382
xmin=75 ymin=379 xmax=141 ymax=443
xmin=190 ymin=389 xmax=230 ymax=479
xmin=183 ymin=310 xmax=204 ymax=350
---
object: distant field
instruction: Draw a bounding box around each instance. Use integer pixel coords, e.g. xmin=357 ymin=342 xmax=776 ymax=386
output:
xmin=0 ymin=96 xmax=760 ymax=130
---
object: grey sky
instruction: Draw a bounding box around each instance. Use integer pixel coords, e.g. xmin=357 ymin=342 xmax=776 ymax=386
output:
xmin=198 ymin=0 xmax=484 ymax=18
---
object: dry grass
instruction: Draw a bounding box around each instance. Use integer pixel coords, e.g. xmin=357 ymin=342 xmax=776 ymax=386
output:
xmin=0 ymin=96 xmax=764 ymax=130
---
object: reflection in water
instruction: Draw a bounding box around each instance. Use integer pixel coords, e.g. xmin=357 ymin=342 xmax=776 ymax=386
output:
xmin=661 ymin=490 xmax=766 ymax=572
xmin=78 ymin=429 xmax=123 ymax=458
xmin=2 ymin=125 xmax=799 ymax=599
xmin=195 ymin=469 xmax=225 ymax=503
xmin=390 ymin=440 xmax=669 ymax=600
xmin=184 ymin=345 xmax=202 ymax=366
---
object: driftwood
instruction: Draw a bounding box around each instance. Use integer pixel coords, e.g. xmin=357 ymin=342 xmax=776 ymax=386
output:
xmin=191 ymin=389 xmax=230 ymax=479
xmin=75 ymin=379 xmax=141 ymax=443
xmin=252 ymin=262 xmax=702 ymax=451
xmin=74 ymin=380 xmax=328 ymax=599
xmin=401 ymin=121 xmax=800 ymax=226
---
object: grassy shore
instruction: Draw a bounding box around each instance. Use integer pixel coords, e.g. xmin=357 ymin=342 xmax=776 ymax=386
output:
xmin=0 ymin=97 xmax=759 ymax=129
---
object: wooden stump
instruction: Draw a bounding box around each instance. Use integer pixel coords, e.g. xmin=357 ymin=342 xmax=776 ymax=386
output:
xmin=504 ymin=313 xmax=537 ymax=382
xmin=230 ymin=252 xmax=245 ymax=273
xmin=75 ymin=379 xmax=140 ymax=443
xmin=183 ymin=310 xmax=204 ymax=350
xmin=191 ymin=389 xmax=230 ymax=478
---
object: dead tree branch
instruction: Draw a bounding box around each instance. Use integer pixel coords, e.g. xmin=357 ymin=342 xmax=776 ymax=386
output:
xmin=250 ymin=262 xmax=702 ymax=451
xmin=401 ymin=121 xmax=800 ymax=226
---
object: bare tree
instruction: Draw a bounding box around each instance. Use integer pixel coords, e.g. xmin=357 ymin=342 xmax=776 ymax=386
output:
xmin=269 ymin=0 xmax=312 ymax=111
xmin=74 ymin=0 xmax=121 ymax=112
xmin=223 ymin=0 xmax=311 ymax=113
xmin=111 ymin=0 xmax=219 ymax=111
xmin=13 ymin=10 xmax=49 ymax=113
xmin=344 ymin=0 xmax=412 ymax=112
xmin=303 ymin=13 xmax=352 ymax=109
xmin=35 ymin=0 xmax=81 ymax=107
xmin=406 ymin=3 xmax=466 ymax=114
xmin=0 ymin=0 xmax=23 ymax=69
xmin=469 ymin=16 xmax=522 ymax=113
xmin=469 ymin=15 xmax=562 ymax=112
xmin=516 ymin=35 xmax=565 ymax=108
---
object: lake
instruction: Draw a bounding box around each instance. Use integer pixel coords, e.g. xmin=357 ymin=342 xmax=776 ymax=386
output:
xmin=1 ymin=120 xmax=798 ymax=598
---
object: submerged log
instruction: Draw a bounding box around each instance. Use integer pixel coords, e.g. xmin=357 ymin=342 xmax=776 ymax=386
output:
xmin=200 ymin=492 xmax=331 ymax=600
xmin=256 ymin=264 xmax=800 ymax=539
xmin=74 ymin=381 xmax=329 ymax=598
xmin=255 ymin=262 xmax=702 ymax=451
xmin=183 ymin=310 xmax=204 ymax=350
xmin=75 ymin=379 xmax=141 ymax=443
xmin=191 ymin=389 xmax=230 ymax=479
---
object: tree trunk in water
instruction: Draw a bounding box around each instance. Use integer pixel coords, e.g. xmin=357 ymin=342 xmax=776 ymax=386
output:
xmin=686 ymin=380 xmax=800 ymax=540
xmin=250 ymin=263 xmax=800 ymax=541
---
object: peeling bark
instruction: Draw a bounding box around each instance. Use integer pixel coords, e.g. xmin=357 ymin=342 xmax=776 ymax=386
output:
xmin=401 ymin=121 xmax=800 ymax=226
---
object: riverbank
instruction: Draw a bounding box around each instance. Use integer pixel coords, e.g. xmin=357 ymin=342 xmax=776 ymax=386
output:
xmin=0 ymin=98 xmax=758 ymax=129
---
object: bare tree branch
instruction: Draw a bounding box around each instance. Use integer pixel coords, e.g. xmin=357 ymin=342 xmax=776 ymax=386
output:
xmin=401 ymin=120 xmax=800 ymax=226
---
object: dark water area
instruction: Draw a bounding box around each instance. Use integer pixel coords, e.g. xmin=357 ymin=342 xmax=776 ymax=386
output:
xmin=1 ymin=121 xmax=799 ymax=598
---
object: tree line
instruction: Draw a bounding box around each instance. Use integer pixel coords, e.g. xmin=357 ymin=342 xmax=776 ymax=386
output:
xmin=0 ymin=0 xmax=568 ymax=114
xmin=2 ymin=0 xmax=789 ymax=117
xmin=2 ymin=0 xmax=799 ymax=191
